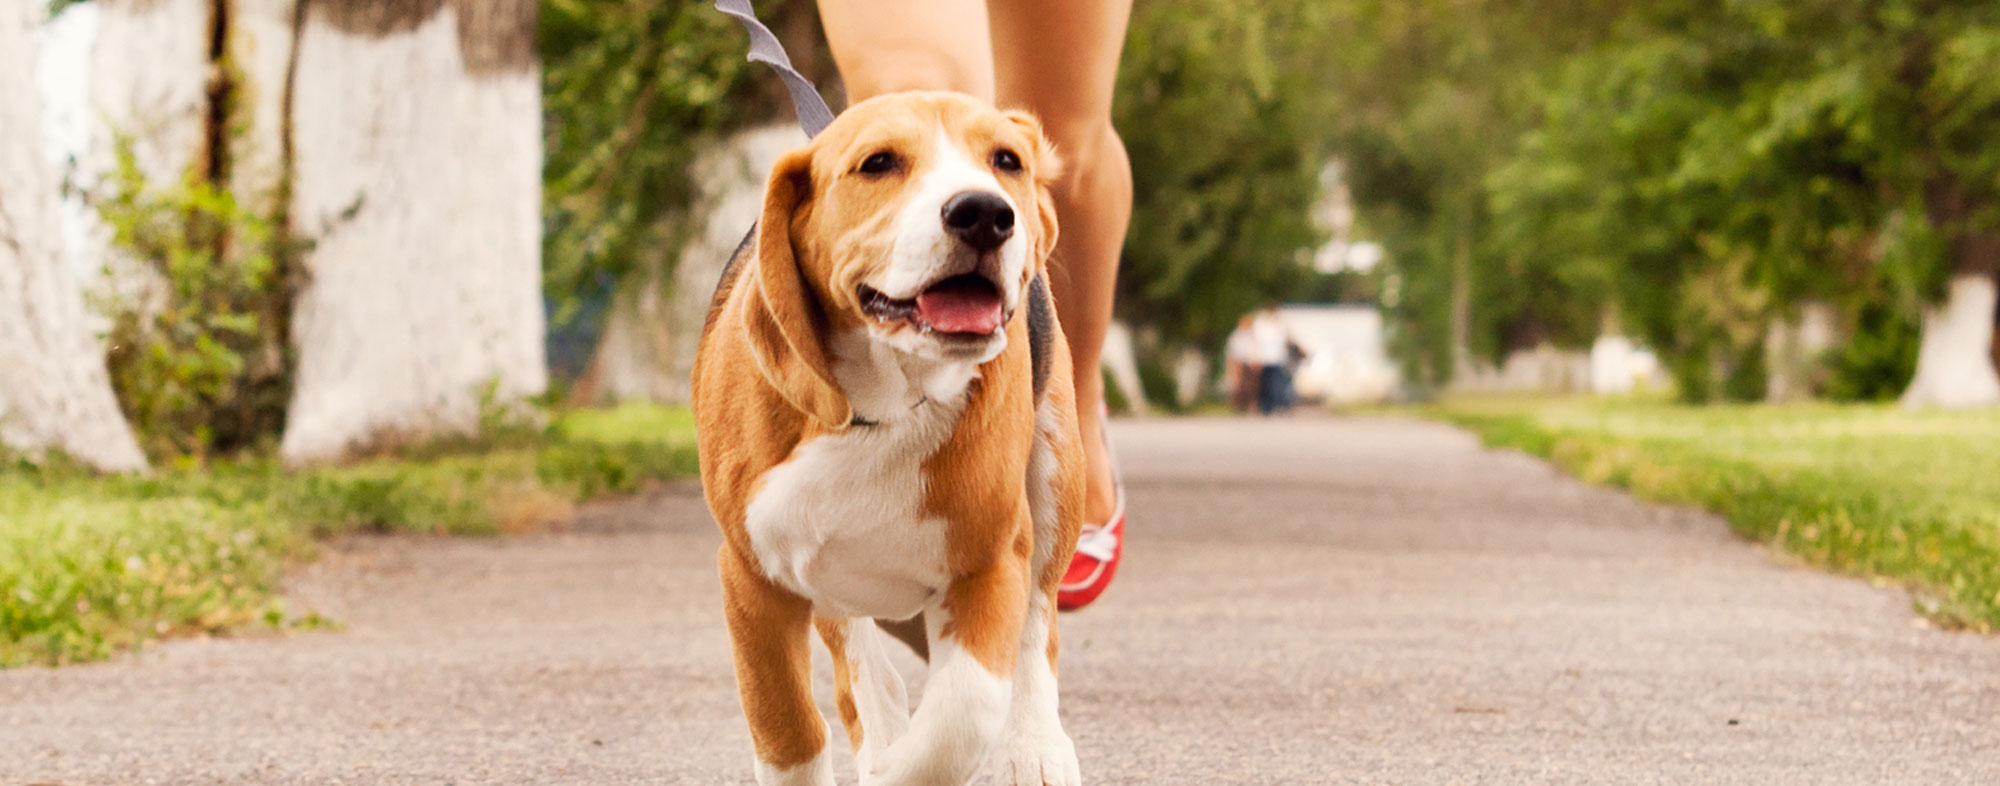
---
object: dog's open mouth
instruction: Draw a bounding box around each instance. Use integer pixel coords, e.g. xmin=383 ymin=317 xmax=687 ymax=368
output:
xmin=860 ymin=274 xmax=1006 ymax=337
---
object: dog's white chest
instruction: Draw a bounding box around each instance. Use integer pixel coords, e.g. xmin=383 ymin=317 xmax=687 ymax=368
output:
xmin=742 ymin=336 xmax=975 ymax=620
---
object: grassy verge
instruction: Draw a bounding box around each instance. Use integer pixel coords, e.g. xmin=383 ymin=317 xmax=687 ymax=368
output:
xmin=0 ymin=404 xmax=697 ymax=667
xmin=1426 ymin=395 xmax=2000 ymax=631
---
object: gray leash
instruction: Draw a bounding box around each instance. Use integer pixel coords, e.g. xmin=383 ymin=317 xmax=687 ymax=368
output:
xmin=714 ymin=0 xmax=837 ymax=138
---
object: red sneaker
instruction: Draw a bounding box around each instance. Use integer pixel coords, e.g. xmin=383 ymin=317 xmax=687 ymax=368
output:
xmin=1057 ymin=486 xmax=1123 ymax=611
xmin=1058 ymin=409 xmax=1124 ymax=611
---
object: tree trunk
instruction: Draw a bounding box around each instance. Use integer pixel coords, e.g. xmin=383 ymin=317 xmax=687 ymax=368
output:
xmin=1990 ymin=287 xmax=1999 ymax=374
xmin=282 ymin=0 xmax=545 ymax=464
xmin=1763 ymin=302 xmax=1834 ymax=402
xmin=226 ymin=0 xmax=300 ymax=212
xmin=568 ymin=125 xmax=802 ymax=407
xmin=1101 ymin=322 xmax=1150 ymax=414
xmin=1901 ymin=273 xmax=2000 ymax=408
xmin=87 ymin=0 xmax=214 ymax=317
xmin=1903 ymin=177 xmax=2000 ymax=408
xmin=92 ymin=0 xmax=211 ymax=184
xmin=1447 ymin=219 xmax=1473 ymax=384
xmin=0 ymin=2 xmax=148 ymax=471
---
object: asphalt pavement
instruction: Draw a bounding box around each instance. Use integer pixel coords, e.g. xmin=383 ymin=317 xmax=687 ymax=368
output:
xmin=3 ymin=415 xmax=1996 ymax=785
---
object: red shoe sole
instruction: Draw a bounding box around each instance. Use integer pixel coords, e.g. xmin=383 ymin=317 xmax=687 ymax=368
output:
xmin=1059 ymin=401 xmax=1123 ymax=612
xmin=1057 ymin=553 xmax=1118 ymax=611
xmin=1057 ymin=519 xmax=1121 ymax=612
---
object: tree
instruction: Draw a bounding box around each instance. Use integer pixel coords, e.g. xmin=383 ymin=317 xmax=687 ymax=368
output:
xmin=1898 ymin=14 xmax=2000 ymax=406
xmin=282 ymin=0 xmax=548 ymax=463
xmin=540 ymin=0 xmax=824 ymax=404
xmin=1340 ymin=0 xmax=2000 ymax=405
xmin=82 ymin=0 xmax=302 ymax=461
xmin=1112 ymin=0 xmax=1344 ymax=353
xmin=1327 ymin=0 xmax=1627 ymax=389
xmin=0 ymin=0 xmax=148 ymax=471
xmin=1480 ymin=0 xmax=2000 ymax=404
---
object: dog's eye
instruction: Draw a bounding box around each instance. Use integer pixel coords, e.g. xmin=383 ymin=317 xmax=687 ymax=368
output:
xmin=992 ymin=149 xmax=1023 ymax=173
xmin=858 ymin=151 xmax=900 ymax=175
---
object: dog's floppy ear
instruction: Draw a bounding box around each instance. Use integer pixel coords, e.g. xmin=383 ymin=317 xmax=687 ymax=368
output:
xmin=741 ymin=148 xmax=851 ymax=430
xmin=1004 ymin=110 xmax=1064 ymax=268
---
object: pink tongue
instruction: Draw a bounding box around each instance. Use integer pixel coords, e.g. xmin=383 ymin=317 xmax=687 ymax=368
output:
xmin=916 ymin=280 xmax=1004 ymax=334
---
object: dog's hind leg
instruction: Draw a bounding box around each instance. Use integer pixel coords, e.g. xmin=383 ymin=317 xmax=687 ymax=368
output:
xmin=815 ymin=616 xmax=913 ymax=779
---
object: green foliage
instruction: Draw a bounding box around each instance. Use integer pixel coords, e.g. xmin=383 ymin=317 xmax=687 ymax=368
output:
xmin=1823 ymin=301 xmax=1922 ymax=402
xmin=1113 ymin=0 xmax=1338 ymax=349
xmin=540 ymin=0 xmax=825 ymax=323
xmin=1433 ymin=395 xmax=2000 ymax=631
xmin=1322 ymin=0 xmax=2000 ymax=398
xmin=1330 ymin=0 xmax=1628 ymax=382
xmin=0 ymin=406 xmax=698 ymax=667
xmin=541 ymin=403 xmax=701 ymax=497
xmin=95 ymin=142 xmax=297 ymax=462
xmin=0 ymin=487 xmax=290 ymax=667
xmin=1453 ymin=0 xmax=2000 ymax=397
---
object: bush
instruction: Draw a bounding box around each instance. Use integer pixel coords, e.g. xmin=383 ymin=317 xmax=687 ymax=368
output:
xmin=1823 ymin=301 xmax=1922 ymax=402
xmin=95 ymin=142 xmax=299 ymax=462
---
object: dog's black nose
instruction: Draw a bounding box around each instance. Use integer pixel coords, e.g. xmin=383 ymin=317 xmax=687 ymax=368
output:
xmin=941 ymin=191 xmax=1014 ymax=251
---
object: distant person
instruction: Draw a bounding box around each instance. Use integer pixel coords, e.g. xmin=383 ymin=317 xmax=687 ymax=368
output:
xmin=1224 ymin=314 xmax=1262 ymax=413
xmin=1252 ymin=305 xmax=1295 ymax=415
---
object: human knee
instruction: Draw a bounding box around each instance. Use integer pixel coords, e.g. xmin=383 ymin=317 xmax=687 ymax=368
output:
xmin=1036 ymin=117 xmax=1126 ymax=187
xmin=1003 ymin=95 xmax=1111 ymax=155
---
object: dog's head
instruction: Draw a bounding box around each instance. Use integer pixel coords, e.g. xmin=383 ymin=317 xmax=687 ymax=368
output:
xmin=743 ymin=91 xmax=1062 ymax=427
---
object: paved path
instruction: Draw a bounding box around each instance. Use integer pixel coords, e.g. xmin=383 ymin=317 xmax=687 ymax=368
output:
xmin=4 ymin=416 xmax=1997 ymax=785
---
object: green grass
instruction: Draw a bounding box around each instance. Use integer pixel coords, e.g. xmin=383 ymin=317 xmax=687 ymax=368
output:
xmin=0 ymin=404 xmax=697 ymax=667
xmin=1428 ymin=395 xmax=2000 ymax=631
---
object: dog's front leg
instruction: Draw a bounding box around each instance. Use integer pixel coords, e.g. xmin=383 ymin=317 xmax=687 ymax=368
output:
xmin=863 ymin=549 xmax=1029 ymax=786
xmin=1003 ymin=586 xmax=1081 ymax=786
xmin=719 ymin=546 xmax=834 ymax=786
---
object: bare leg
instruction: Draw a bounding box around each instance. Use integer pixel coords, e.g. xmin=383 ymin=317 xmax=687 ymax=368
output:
xmin=816 ymin=0 xmax=995 ymax=101
xmin=990 ymin=0 xmax=1134 ymax=522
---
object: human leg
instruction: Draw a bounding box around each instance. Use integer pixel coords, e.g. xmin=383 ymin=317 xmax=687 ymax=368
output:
xmin=987 ymin=0 xmax=1134 ymax=525
xmin=815 ymin=0 xmax=995 ymax=102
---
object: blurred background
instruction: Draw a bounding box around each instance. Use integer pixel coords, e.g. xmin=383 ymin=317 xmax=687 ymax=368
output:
xmin=3 ymin=0 xmax=1998 ymax=662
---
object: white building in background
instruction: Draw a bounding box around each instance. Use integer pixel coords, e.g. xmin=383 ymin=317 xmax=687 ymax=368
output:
xmin=1275 ymin=305 xmax=1400 ymax=405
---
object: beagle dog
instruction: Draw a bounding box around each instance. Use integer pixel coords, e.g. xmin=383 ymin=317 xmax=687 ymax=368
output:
xmin=693 ymin=91 xmax=1086 ymax=786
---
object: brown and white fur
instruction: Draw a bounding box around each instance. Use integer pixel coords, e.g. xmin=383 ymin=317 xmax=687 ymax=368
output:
xmin=693 ymin=92 xmax=1086 ymax=786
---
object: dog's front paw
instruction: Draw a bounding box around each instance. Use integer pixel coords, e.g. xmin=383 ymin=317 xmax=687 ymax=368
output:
xmin=1004 ymin=728 xmax=1080 ymax=786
